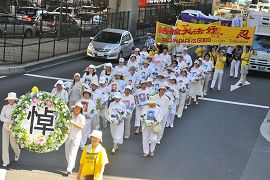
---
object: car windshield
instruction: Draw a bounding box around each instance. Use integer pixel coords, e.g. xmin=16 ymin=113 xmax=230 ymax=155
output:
xmin=17 ymin=8 xmax=37 ymax=16
xmin=94 ymin=31 xmax=122 ymax=44
xmin=253 ymin=35 xmax=270 ymax=52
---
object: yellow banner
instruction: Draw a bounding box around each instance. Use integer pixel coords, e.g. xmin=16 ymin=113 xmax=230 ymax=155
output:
xmin=155 ymin=21 xmax=255 ymax=46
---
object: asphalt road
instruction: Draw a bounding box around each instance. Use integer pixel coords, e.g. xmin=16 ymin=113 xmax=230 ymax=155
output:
xmin=0 ymin=55 xmax=270 ymax=180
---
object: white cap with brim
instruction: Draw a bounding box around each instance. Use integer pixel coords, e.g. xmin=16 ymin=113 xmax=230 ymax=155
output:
xmin=159 ymin=84 xmax=167 ymax=90
xmin=54 ymin=80 xmax=65 ymax=88
xmin=5 ymin=92 xmax=18 ymax=100
xmin=169 ymin=74 xmax=177 ymax=80
xmin=148 ymin=96 xmax=157 ymax=104
xmin=119 ymin=58 xmax=125 ymax=63
xmin=113 ymin=92 xmax=122 ymax=99
xmin=91 ymin=81 xmax=100 ymax=87
xmin=83 ymin=89 xmax=92 ymax=95
xmin=88 ymin=130 xmax=103 ymax=142
xmin=74 ymin=73 xmax=80 ymax=78
xmin=134 ymin=48 xmax=140 ymax=52
xmin=72 ymin=102 xmax=84 ymax=109
xmin=125 ymin=85 xmax=133 ymax=90
xmin=140 ymin=80 xmax=147 ymax=84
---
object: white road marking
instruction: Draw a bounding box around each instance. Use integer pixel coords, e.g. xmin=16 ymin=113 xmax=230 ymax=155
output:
xmin=0 ymin=76 xmax=7 ymax=79
xmin=24 ymin=74 xmax=72 ymax=82
xmin=230 ymin=80 xmax=250 ymax=91
xmin=0 ymin=169 xmax=6 ymax=180
xmin=199 ymin=97 xmax=269 ymax=109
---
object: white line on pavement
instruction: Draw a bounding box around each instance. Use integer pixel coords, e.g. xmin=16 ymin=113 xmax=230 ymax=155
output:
xmin=0 ymin=169 xmax=6 ymax=180
xmin=199 ymin=97 xmax=269 ymax=109
xmin=24 ymin=74 xmax=72 ymax=82
xmin=0 ymin=76 xmax=7 ymax=79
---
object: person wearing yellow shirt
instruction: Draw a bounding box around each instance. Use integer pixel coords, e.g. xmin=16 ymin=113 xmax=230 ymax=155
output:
xmin=77 ymin=130 xmax=109 ymax=180
xmin=210 ymin=49 xmax=226 ymax=91
xmin=195 ymin=45 xmax=206 ymax=59
xmin=239 ymin=46 xmax=252 ymax=86
xmin=209 ymin=46 xmax=217 ymax=64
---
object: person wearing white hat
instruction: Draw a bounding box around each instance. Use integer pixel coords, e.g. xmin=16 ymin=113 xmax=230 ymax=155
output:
xmin=183 ymin=47 xmax=193 ymax=68
xmin=202 ymin=54 xmax=214 ymax=96
xmin=210 ymin=48 xmax=226 ymax=91
xmin=51 ymin=80 xmax=69 ymax=103
xmin=68 ymin=73 xmax=83 ymax=109
xmin=153 ymin=72 xmax=165 ymax=92
xmin=65 ymin=102 xmax=85 ymax=175
xmin=122 ymin=85 xmax=135 ymax=139
xmin=139 ymin=59 xmax=153 ymax=80
xmin=134 ymin=48 xmax=143 ymax=65
xmin=100 ymin=63 xmax=114 ymax=85
xmin=163 ymin=82 xmax=175 ymax=128
xmin=1 ymin=92 xmax=20 ymax=167
xmin=109 ymin=71 xmax=126 ymax=96
xmin=141 ymin=96 xmax=163 ymax=157
xmin=106 ymin=92 xmax=126 ymax=153
xmin=134 ymin=80 xmax=150 ymax=134
xmin=198 ymin=58 xmax=206 ymax=97
xmin=114 ymin=58 xmax=128 ymax=78
xmin=153 ymin=84 xmax=171 ymax=144
xmin=91 ymin=80 xmax=106 ymax=130
xmin=77 ymin=130 xmax=109 ymax=180
xmin=146 ymin=77 xmax=155 ymax=96
xmin=153 ymin=54 xmax=165 ymax=73
xmin=99 ymin=76 xmax=111 ymax=128
xmin=176 ymin=53 xmax=187 ymax=73
xmin=158 ymin=47 xmax=172 ymax=67
xmin=78 ymin=89 xmax=97 ymax=150
xmin=176 ymin=69 xmax=190 ymax=118
xmin=140 ymin=46 xmax=149 ymax=60
xmin=82 ymin=65 xmax=98 ymax=85
xmin=188 ymin=60 xmax=203 ymax=105
xmin=125 ymin=66 xmax=141 ymax=88
xmin=127 ymin=54 xmax=140 ymax=71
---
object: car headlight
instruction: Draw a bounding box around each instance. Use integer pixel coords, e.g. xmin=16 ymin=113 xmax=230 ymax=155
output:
xmin=110 ymin=46 xmax=120 ymax=52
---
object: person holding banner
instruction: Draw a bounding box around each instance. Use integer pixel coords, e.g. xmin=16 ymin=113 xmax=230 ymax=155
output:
xmin=210 ymin=49 xmax=226 ymax=91
xmin=65 ymin=102 xmax=85 ymax=176
xmin=209 ymin=46 xmax=217 ymax=64
xmin=1 ymin=92 xmax=20 ymax=167
xmin=141 ymin=96 xmax=163 ymax=157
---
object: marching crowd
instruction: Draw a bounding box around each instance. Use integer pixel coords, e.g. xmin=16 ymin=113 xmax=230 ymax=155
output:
xmin=1 ymin=33 xmax=253 ymax=180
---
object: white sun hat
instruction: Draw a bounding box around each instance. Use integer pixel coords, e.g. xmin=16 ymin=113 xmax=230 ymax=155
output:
xmin=88 ymin=130 xmax=103 ymax=142
xmin=119 ymin=58 xmax=125 ymax=63
xmin=99 ymin=76 xmax=106 ymax=84
xmin=74 ymin=73 xmax=81 ymax=78
xmin=134 ymin=48 xmax=140 ymax=52
xmin=91 ymin=80 xmax=100 ymax=87
xmin=125 ymin=85 xmax=133 ymax=90
xmin=113 ymin=92 xmax=122 ymax=99
xmin=148 ymin=96 xmax=157 ymax=104
xmin=5 ymin=92 xmax=18 ymax=100
xmin=72 ymin=102 xmax=84 ymax=109
xmin=54 ymin=80 xmax=65 ymax=88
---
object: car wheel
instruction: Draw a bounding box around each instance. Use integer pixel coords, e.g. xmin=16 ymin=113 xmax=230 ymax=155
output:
xmin=24 ymin=29 xmax=33 ymax=38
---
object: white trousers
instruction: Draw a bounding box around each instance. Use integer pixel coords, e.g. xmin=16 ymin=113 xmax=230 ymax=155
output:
xmin=142 ymin=126 xmax=157 ymax=154
xmin=166 ymin=114 xmax=175 ymax=127
xmin=230 ymin=60 xmax=240 ymax=77
xmin=65 ymin=137 xmax=81 ymax=172
xmin=211 ymin=70 xmax=224 ymax=90
xmin=80 ymin=119 xmax=91 ymax=148
xmin=157 ymin=116 xmax=167 ymax=143
xmin=135 ymin=106 xmax=143 ymax=127
xmin=203 ymin=73 xmax=212 ymax=94
xmin=177 ymin=93 xmax=187 ymax=118
xmin=124 ymin=114 xmax=133 ymax=138
xmin=110 ymin=122 xmax=124 ymax=144
xmin=91 ymin=111 xmax=100 ymax=130
xmin=240 ymin=64 xmax=249 ymax=84
xmin=2 ymin=126 xmax=20 ymax=165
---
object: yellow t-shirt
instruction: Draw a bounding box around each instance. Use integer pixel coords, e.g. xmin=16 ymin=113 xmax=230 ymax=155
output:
xmin=215 ymin=56 xmax=226 ymax=70
xmin=80 ymin=144 xmax=109 ymax=177
xmin=241 ymin=51 xmax=252 ymax=65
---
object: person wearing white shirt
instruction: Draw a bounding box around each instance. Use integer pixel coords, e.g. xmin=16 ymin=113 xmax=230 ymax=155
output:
xmin=122 ymin=86 xmax=136 ymax=139
xmin=99 ymin=77 xmax=110 ymax=128
xmin=153 ymin=54 xmax=165 ymax=73
xmin=90 ymin=80 xmax=106 ymax=130
xmin=134 ymin=80 xmax=150 ymax=134
xmin=1 ymin=92 xmax=20 ymax=167
xmin=106 ymin=92 xmax=127 ymax=153
xmin=78 ymin=89 xmax=97 ymax=150
xmin=68 ymin=73 xmax=82 ymax=109
xmin=127 ymin=54 xmax=140 ymax=71
xmin=139 ymin=59 xmax=153 ymax=80
xmin=134 ymin=48 xmax=144 ymax=65
xmin=81 ymin=65 xmax=98 ymax=85
xmin=146 ymin=77 xmax=156 ymax=96
xmin=183 ymin=47 xmax=193 ymax=68
xmin=125 ymin=66 xmax=141 ymax=88
xmin=231 ymin=15 xmax=243 ymax=27
xmin=65 ymin=102 xmax=85 ymax=176
xmin=153 ymin=72 xmax=165 ymax=92
xmin=141 ymin=96 xmax=163 ymax=157
xmin=176 ymin=69 xmax=190 ymax=118
xmin=51 ymin=80 xmax=69 ymax=103
xmin=109 ymin=72 xmax=126 ymax=96
xmin=159 ymin=47 xmax=172 ymax=67
xmin=114 ymin=58 xmax=129 ymax=78
xmin=153 ymin=84 xmax=171 ymax=144
xmin=100 ymin=63 xmax=114 ymax=85
xmin=140 ymin=46 xmax=149 ymax=60
xmin=203 ymin=54 xmax=214 ymax=96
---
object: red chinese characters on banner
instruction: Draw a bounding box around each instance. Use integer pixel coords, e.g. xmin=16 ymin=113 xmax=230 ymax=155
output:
xmin=236 ymin=30 xmax=251 ymax=40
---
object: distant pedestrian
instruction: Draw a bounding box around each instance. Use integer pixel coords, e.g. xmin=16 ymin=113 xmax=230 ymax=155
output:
xmin=230 ymin=46 xmax=242 ymax=78
xmin=77 ymin=130 xmax=109 ymax=180
xmin=239 ymin=46 xmax=253 ymax=86
xmin=69 ymin=73 xmax=82 ymax=109
xmin=51 ymin=80 xmax=69 ymax=103
xmin=1 ymin=92 xmax=20 ymax=167
xmin=145 ymin=33 xmax=155 ymax=52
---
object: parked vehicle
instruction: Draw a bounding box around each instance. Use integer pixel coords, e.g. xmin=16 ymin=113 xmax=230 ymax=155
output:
xmin=87 ymin=28 xmax=134 ymax=60
xmin=34 ymin=12 xmax=80 ymax=37
xmin=0 ymin=14 xmax=36 ymax=38
xmin=53 ymin=7 xmax=78 ymax=18
xmin=16 ymin=7 xmax=46 ymax=25
xmin=248 ymin=11 xmax=270 ymax=72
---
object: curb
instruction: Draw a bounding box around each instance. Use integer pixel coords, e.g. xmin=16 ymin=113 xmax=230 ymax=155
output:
xmin=260 ymin=109 xmax=270 ymax=142
xmin=0 ymin=35 xmax=147 ymax=76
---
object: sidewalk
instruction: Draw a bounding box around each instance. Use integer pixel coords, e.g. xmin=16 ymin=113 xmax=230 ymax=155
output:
xmin=0 ymin=35 xmax=146 ymax=76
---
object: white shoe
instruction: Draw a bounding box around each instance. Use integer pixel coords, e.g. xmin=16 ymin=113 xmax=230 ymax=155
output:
xmin=184 ymin=106 xmax=187 ymax=109
xmin=204 ymin=93 xmax=207 ymax=96
xmin=195 ymin=101 xmax=199 ymax=105
xmin=15 ymin=154 xmax=20 ymax=161
xmin=156 ymin=141 xmax=161 ymax=145
xmin=2 ymin=163 xmax=9 ymax=167
xmin=124 ymin=136 xmax=129 ymax=139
